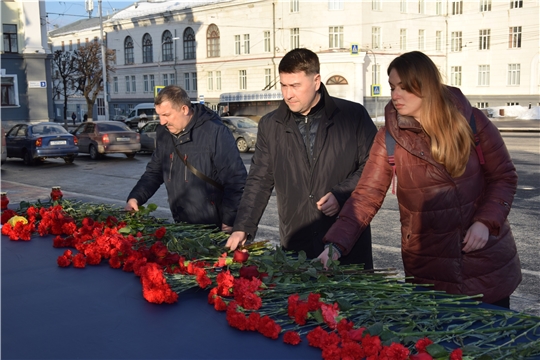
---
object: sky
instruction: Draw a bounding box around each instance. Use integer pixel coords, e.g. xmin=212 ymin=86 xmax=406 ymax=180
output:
xmin=44 ymin=0 xmax=132 ymax=30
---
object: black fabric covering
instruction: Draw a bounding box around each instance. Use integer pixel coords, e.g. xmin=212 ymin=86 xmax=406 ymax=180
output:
xmin=1 ymin=235 xmax=319 ymax=359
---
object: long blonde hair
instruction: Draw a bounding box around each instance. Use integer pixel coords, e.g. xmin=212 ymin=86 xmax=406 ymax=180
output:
xmin=388 ymin=51 xmax=474 ymax=177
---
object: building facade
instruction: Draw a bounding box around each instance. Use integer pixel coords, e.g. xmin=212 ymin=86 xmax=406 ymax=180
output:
xmin=48 ymin=0 xmax=540 ymax=119
xmin=1 ymin=0 xmax=53 ymax=128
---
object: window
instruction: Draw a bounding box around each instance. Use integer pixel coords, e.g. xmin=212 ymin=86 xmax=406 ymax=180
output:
xmin=265 ymin=69 xmax=272 ymax=88
xmin=124 ymin=36 xmax=134 ymax=65
xmin=144 ymin=75 xmax=149 ymax=93
xmin=150 ymin=75 xmax=155 ymax=92
xmin=184 ymin=73 xmax=190 ymax=90
xmin=479 ymin=29 xmax=490 ymax=50
xmin=436 ymin=31 xmax=442 ymax=51
xmin=418 ymin=0 xmax=425 ymax=13
xmin=1 ymin=74 xmax=19 ymax=106
xmin=142 ymin=33 xmax=153 ymax=63
xmin=400 ymin=29 xmax=407 ymax=51
xmin=507 ymin=102 xmax=519 ymax=106
xmin=162 ymin=30 xmax=174 ymax=62
xmin=244 ymin=34 xmax=250 ymax=54
xmin=436 ymin=0 xmax=442 ymax=14
xmin=418 ymin=29 xmax=425 ymax=50
xmin=507 ymin=64 xmax=520 ymax=85
xmin=510 ymin=0 xmax=523 ymax=8
xmin=77 ymin=39 xmax=80 ymax=49
xmin=239 ymin=70 xmax=247 ymax=90
xmin=290 ymin=0 xmax=299 ymax=12
xmin=372 ymin=0 xmax=381 ymax=11
xmin=372 ymin=27 xmax=381 ymax=49
xmin=234 ymin=35 xmax=241 ymax=55
xmin=3 ymin=25 xmax=18 ymax=53
xmin=328 ymin=0 xmax=343 ymax=10
xmin=400 ymin=0 xmax=407 ymax=13
xmin=208 ymin=71 xmax=213 ymax=91
xmin=113 ymin=77 xmax=118 ymax=93
xmin=451 ymin=31 xmax=462 ymax=52
xmin=61 ymin=41 xmax=65 ymax=52
xmin=264 ymin=31 xmax=271 ymax=52
xmin=290 ymin=28 xmax=300 ymax=49
xmin=478 ymin=65 xmax=490 ymax=86
xmin=192 ymin=72 xmax=197 ymax=91
xmin=509 ymin=26 xmax=522 ymax=48
xmin=69 ymin=40 xmax=73 ymax=51
xmin=329 ymin=26 xmax=343 ymax=49
xmin=163 ymin=74 xmax=168 ymax=87
xmin=111 ymin=49 xmax=116 ymax=65
xmin=477 ymin=102 xmax=489 ymax=108
xmin=125 ymin=76 xmax=131 ymax=93
xmin=170 ymin=73 xmax=175 ymax=86
xmin=452 ymin=1 xmax=463 ymax=14
xmin=183 ymin=27 xmax=195 ymax=60
xmin=131 ymin=76 xmax=136 ymax=93
xmin=216 ymin=71 xmax=221 ymax=90
xmin=97 ymin=98 xmax=105 ymax=116
xmin=207 ymin=24 xmax=220 ymax=58
xmin=480 ymin=0 xmax=491 ymax=11
xmin=451 ymin=66 xmax=462 ymax=86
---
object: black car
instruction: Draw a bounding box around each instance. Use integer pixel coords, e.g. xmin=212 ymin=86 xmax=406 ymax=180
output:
xmin=221 ymin=116 xmax=258 ymax=153
xmin=5 ymin=122 xmax=78 ymax=165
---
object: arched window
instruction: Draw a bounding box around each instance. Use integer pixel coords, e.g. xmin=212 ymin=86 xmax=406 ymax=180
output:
xmin=326 ymin=75 xmax=348 ymax=85
xmin=142 ymin=33 xmax=153 ymax=63
xmin=206 ymin=24 xmax=220 ymax=58
xmin=162 ymin=30 xmax=173 ymax=62
xmin=124 ymin=36 xmax=134 ymax=65
xmin=183 ymin=27 xmax=195 ymax=60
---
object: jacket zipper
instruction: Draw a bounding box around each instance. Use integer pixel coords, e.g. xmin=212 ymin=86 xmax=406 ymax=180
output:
xmin=184 ymin=154 xmax=188 ymax=182
xmin=169 ymin=153 xmax=173 ymax=181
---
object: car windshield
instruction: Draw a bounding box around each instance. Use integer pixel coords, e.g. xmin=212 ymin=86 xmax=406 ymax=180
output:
xmin=230 ymin=118 xmax=258 ymax=129
xmin=32 ymin=124 xmax=69 ymax=135
xmin=97 ymin=123 xmax=131 ymax=132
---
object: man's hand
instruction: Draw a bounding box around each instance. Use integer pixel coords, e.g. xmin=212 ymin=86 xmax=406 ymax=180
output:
xmin=225 ymin=231 xmax=247 ymax=251
xmin=316 ymin=246 xmax=340 ymax=270
xmin=462 ymin=221 xmax=489 ymax=253
xmin=125 ymin=198 xmax=139 ymax=212
xmin=316 ymin=192 xmax=340 ymax=217
xmin=221 ymin=224 xmax=233 ymax=234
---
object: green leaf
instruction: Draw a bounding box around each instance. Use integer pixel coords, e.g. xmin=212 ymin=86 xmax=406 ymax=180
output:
xmin=297 ymin=251 xmax=307 ymax=264
xmin=312 ymin=309 xmax=324 ymax=323
xmin=366 ymin=322 xmax=384 ymax=336
xmin=118 ymin=226 xmax=131 ymax=234
xmin=147 ymin=203 xmax=158 ymax=212
xmin=426 ymin=343 xmax=448 ymax=358
xmin=336 ymin=298 xmax=352 ymax=311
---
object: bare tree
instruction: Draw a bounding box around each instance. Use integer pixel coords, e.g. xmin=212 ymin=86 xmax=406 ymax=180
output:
xmin=73 ymin=41 xmax=115 ymax=120
xmin=51 ymin=50 xmax=79 ymax=127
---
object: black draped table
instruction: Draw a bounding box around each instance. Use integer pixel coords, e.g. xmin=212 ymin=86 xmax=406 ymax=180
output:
xmin=1 ymin=234 xmax=320 ymax=359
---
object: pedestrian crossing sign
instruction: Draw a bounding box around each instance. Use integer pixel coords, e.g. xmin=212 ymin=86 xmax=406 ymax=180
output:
xmin=351 ymin=44 xmax=359 ymax=55
xmin=154 ymin=86 xmax=165 ymax=98
xmin=371 ymin=84 xmax=381 ymax=97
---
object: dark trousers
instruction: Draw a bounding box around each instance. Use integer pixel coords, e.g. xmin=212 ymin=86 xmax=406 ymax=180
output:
xmin=339 ymin=225 xmax=373 ymax=269
xmin=490 ymin=296 xmax=510 ymax=309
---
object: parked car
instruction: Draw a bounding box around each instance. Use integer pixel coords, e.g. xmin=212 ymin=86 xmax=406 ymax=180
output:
xmin=125 ymin=103 xmax=158 ymax=129
xmin=138 ymin=120 xmax=160 ymax=153
xmin=111 ymin=115 xmax=128 ymax=123
xmin=1 ymin=126 xmax=6 ymax=165
xmin=71 ymin=121 xmax=140 ymax=159
xmin=221 ymin=116 xmax=258 ymax=153
xmin=5 ymin=122 xmax=78 ymax=165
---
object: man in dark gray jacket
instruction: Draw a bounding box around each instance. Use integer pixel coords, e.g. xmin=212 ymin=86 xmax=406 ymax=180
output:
xmin=126 ymin=86 xmax=247 ymax=232
xmin=226 ymin=49 xmax=377 ymax=266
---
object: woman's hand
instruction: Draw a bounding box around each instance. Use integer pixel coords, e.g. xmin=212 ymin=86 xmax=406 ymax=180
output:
xmin=463 ymin=221 xmax=489 ymax=253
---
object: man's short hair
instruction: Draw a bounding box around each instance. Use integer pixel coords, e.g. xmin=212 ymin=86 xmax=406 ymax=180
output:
xmin=278 ymin=48 xmax=320 ymax=76
xmin=155 ymin=85 xmax=191 ymax=110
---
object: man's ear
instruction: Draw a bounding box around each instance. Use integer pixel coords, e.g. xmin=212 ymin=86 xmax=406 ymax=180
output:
xmin=182 ymin=105 xmax=190 ymax=115
xmin=314 ymin=74 xmax=321 ymax=91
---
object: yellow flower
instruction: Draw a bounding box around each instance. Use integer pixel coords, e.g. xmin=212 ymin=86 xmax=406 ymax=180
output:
xmin=7 ymin=216 xmax=28 ymax=227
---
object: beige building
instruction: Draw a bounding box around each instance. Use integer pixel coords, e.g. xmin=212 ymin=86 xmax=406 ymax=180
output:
xmin=48 ymin=0 xmax=540 ymax=119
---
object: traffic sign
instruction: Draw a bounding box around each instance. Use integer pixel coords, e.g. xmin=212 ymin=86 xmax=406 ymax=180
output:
xmin=199 ymin=94 xmax=205 ymax=104
xmin=154 ymin=85 xmax=165 ymax=97
xmin=371 ymin=84 xmax=381 ymax=97
xmin=29 ymin=81 xmax=47 ymax=88
xmin=351 ymin=43 xmax=359 ymax=56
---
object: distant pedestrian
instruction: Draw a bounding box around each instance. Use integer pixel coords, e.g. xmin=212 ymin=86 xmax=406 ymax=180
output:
xmin=83 ymin=114 xmax=88 ymax=122
xmin=71 ymin=112 xmax=77 ymax=125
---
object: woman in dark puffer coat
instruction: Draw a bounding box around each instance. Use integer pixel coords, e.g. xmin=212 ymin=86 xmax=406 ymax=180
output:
xmin=323 ymin=51 xmax=521 ymax=307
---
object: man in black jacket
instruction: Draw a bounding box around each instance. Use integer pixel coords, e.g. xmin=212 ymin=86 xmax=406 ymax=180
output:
xmin=226 ymin=49 xmax=377 ymax=267
xmin=126 ymin=86 xmax=247 ymax=232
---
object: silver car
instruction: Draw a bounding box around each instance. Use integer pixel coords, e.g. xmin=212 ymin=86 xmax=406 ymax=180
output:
xmin=138 ymin=121 xmax=160 ymax=153
xmin=221 ymin=116 xmax=258 ymax=153
xmin=71 ymin=121 xmax=140 ymax=159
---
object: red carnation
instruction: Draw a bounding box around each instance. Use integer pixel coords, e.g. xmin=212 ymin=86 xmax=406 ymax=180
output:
xmin=283 ymin=331 xmax=302 ymax=345
xmin=307 ymin=326 xmax=328 ymax=349
xmin=214 ymin=296 xmax=227 ymax=311
xmin=361 ymin=334 xmax=383 ymax=357
xmin=239 ymin=265 xmax=260 ymax=279
xmin=247 ymin=312 xmax=261 ymax=331
xmin=341 ymin=341 xmax=364 ymax=360
xmin=154 ymin=226 xmax=166 ymax=239
xmin=450 ymin=348 xmax=463 ymax=360
xmin=57 ymin=255 xmax=71 ymax=267
xmin=257 ymin=315 xmax=281 ymax=339
xmin=379 ymin=343 xmax=410 ymax=360
xmin=72 ymin=253 xmax=87 ymax=268
xmin=410 ymin=353 xmax=433 ymax=360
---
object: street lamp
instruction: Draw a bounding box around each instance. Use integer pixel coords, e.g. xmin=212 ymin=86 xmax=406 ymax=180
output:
xmin=98 ymin=0 xmax=109 ymax=121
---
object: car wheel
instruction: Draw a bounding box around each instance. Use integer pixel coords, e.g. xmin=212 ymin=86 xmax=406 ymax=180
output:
xmin=125 ymin=152 xmax=136 ymax=159
xmin=64 ymin=155 xmax=76 ymax=164
xmin=23 ymin=150 xmax=35 ymax=166
xmin=236 ymin=138 xmax=249 ymax=153
xmin=89 ymin=145 xmax=100 ymax=160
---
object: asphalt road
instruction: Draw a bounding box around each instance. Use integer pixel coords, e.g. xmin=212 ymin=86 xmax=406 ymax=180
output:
xmin=1 ymin=130 xmax=539 ymax=316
